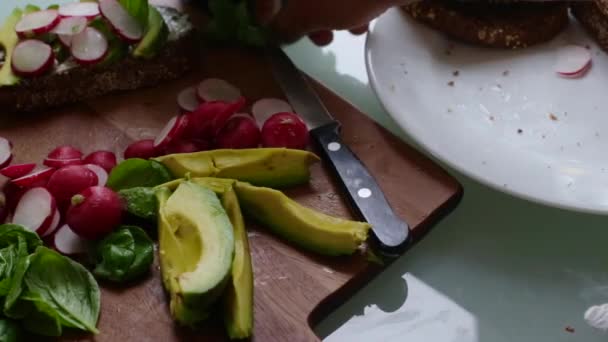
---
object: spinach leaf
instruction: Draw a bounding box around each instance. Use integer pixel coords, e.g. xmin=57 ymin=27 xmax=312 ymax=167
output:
xmin=118 ymin=187 xmax=158 ymax=221
xmin=23 ymin=247 xmax=100 ymax=334
xmin=0 ymin=245 xmax=18 ymax=296
xmin=119 ymin=0 xmax=149 ymax=29
xmin=0 ymin=224 xmax=42 ymax=253
xmin=19 ymin=292 xmax=63 ymax=337
xmin=107 ymin=158 xmax=173 ymax=191
xmin=0 ymin=318 xmax=21 ymax=341
xmin=93 ymin=226 xmax=154 ymax=282
xmin=3 ymin=237 xmax=31 ymax=318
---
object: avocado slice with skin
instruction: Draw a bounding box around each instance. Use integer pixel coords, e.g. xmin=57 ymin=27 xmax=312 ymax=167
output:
xmin=157 ymin=177 xmax=236 ymax=194
xmin=133 ymin=5 xmax=169 ymax=59
xmin=234 ymin=182 xmax=371 ymax=256
xmin=0 ymin=8 xmax=23 ymax=86
xmin=220 ymin=186 xmax=254 ymax=339
xmin=154 ymin=148 xmax=320 ymax=188
xmin=156 ymin=182 xmax=235 ymax=326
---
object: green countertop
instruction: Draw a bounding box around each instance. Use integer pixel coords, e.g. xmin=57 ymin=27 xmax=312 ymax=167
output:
xmin=283 ymin=31 xmax=608 ymax=342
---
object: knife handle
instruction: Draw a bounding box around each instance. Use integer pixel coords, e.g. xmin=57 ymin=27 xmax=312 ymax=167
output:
xmin=310 ymin=122 xmax=410 ymax=255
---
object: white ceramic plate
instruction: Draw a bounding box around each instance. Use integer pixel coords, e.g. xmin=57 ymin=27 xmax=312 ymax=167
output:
xmin=366 ymin=8 xmax=608 ymax=214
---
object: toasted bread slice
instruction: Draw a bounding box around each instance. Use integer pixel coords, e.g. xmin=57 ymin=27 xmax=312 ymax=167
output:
xmin=402 ymin=0 xmax=569 ymax=49
xmin=0 ymin=6 xmax=198 ymax=113
xmin=572 ymin=1 xmax=608 ymax=52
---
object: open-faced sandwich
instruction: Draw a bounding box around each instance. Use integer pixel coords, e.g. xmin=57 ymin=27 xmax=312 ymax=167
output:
xmin=402 ymin=0 xmax=570 ymax=49
xmin=0 ymin=0 xmax=197 ymax=113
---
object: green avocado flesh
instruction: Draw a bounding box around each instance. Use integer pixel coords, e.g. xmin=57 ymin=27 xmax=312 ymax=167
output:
xmin=156 ymin=182 xmax=235 ymax=326
xmin=234 ymin=182 xmax=371 ymax=256
xmin=0 ymin=8 xmax=22 ymax=86
xmin=220 ymin=186 xmax=253 ymax=339
xmin=133 ymin=5 xmax=169 ymax=59
xmin=154 ymin=148 xmax=321 ymax=188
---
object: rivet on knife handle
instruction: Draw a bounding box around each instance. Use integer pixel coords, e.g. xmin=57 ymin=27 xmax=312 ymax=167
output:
xmin=310 ymin=122 xmax=410 ymax=255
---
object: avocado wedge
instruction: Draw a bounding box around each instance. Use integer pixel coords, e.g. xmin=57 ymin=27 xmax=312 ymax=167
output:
xmin=133 ymin=5 xmax=169 ymax=59
xmin=156 ymin=182 xmax=235 ymax=326
xmin=234 ymin=182 xmax=371 ymax=256
xmin=0 ymin=8 xmax=22 ymax=86
xmin=154 ymin=148 xmax=320 ymax=188
xmin=220 ymin=186 xmax=254 ymax=339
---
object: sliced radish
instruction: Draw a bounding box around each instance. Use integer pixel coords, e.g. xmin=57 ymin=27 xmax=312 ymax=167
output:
xmin=12 ymin=187 xmax=56 ymax=235
xmin=42 ymin=208 xmax=61 ymax=237
xmin=261 ymin=112 xmax=310 ymax=149
xmin=83 ymin=151 xmax=116 ymax=173
xmin=15 ymin=9 xmax=60 ymax=38
xmin=163 ymin=140 xmax=201 ymax=154
xmin=58 ymin=2 xmax=100 ymax=19
xmin=84 ymin=164 xmax=108 ymax=186
xmin=58 ymin=34 xmax=73 ymax=47
xmin=0 ymin=163 xmax=36 ymax=179
xmin=177 ymin=87 xmax=200 ymax=113
xmin=54 ymin=224 xmax=90 ymax=255
xmin=99 ymin=0 xmax=143 ymax=43
xmin=0 ymin=138 xmax=12 ymax=169
xmin=43 ymin=158 xmax=83 ymax=168
xmin=11 ymin=40 xmax=54 ymax=77
xmin=51 ymin=16 xmax=87 ymax=35
xmin=197 ymin=78 xmax=242 ymax=103
xmin=47 ymin=145 xmax=82 ymax=160
xmin=71 ymin=27 xmax=108 ymax=65
xmin=252 ymin=98 xmax=293 ymax=127
xmin=555 ymin=45 xmax=592 ymax=77
xmin=154 ymin=115 xmax=189 ymax=150
xmin=184 ymin=98 xmax=246 ymax=140
xmin=124 ymin=139 xmax=158 ymax=159
xmin=11 ymin=168 xmax=55 ymax=187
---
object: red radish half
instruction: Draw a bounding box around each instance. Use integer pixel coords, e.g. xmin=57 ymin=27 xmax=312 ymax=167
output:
xmin=71 ymin=27 xmax=108 ymax=65
xmin=48 ymin=145 xmax=82 ymax=160
xmin=51 ymin=16 xmax=87 ymax=36
xmin=215 ymin=114 xmax=261 ymax=149
xmin=252 ymin=98 xmax=293 ymax=127
xmin=11 ymin=168 xmax=55 ymax=188
xmin=261 ymin=112 xmax=310 ymax=149
xmin=12 ymin=187 xmax=56 ymax=235
xmin=164 ymin=140 xmax=201 ymax=154
xmin=85 ymin=164 xmax=108 ymax=186
xmin=124 ymin=139 xmax=157 ymax=159
xmin=99 ymin=0 xmax=143 ymax=43
xmin=46 ymin=165 xmax=98 ymax=207
xmin=184 ymin=97 xmax=246 ymax=139
xmin=67 ymin=186 xmax=123 ymax=240
xmin=555 ymin=45 xmax=591 ymax=77
xmin=177 ymin=87 xmax=200 ymax=113
xmin=197 ymin=78 xmax=242 ymax=103
xmin=154 ymin=115 xmax=189 ymax=150
xmin=0 ymin=138 xmax=12 ymax=169
xmin=54 ymin=224 xmax=90 ymax=255
xmin=43 ymin=208 xmax=61 ymax=237
xmin=58 ymin=2 xmax=100 ymax=19
xmin=83 ymin=151 xmax=116 ymax=173
xmin=11 ymin=40 xmax=54 ymax=77
xmin=0 ymin=163 xmax=36 ymax=179
xmin=43 ymin=158 xmax=83 ymax=168
xmin=14 ymin=9 xmax=60 ymax=38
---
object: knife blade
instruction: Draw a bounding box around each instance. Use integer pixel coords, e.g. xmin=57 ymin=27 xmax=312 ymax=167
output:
xmin=265 ymin=47 xmax=410 ymax=256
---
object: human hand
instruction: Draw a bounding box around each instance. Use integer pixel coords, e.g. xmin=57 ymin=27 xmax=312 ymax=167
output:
xmin=253 ymin=0 xmax=407 ymax=45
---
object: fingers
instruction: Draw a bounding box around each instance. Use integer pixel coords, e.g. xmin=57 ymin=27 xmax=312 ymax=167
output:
xmin=308 ymin=30 xmax=334 ymax=46
xmin=349 ymin=24 xmax=369 ymax=35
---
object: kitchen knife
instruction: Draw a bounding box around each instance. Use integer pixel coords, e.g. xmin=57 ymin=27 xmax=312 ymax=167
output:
xmin=265 ymin=47 xmax=410 ymax=256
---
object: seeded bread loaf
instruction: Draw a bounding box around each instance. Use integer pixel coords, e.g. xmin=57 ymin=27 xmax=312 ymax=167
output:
xmin=402 ymin=0 xmax=569 ymax=49
xmin=571 ymin=1 xmax=608 ymax=52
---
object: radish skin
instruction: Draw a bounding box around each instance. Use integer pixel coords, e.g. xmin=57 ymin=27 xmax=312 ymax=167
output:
xmin=43 ymin=208 xmax=61 ymax=237
xmin=83 ymin=151 xmax=117 ymax=173
xmin=43 ymin=158 xmax=83 ymax=168
xmin=154 ymin=115 xmax=189 ymax=150
xmin=67 ymin=186 xmax=123 ymax=240
xmin=251 ymin=98 xmax=293 ymax=127
xmin=47 ymin=145 xmax=83 ymax=160
xmin=0 ymin=163 xmax=36 ymax=179
xmin=261 ymin=112 xmax=310 ymax=149
xmin=11 ymin=168 xmax=55 ymax=188
xmin=124 ymin=139 xmax=158 ymax=159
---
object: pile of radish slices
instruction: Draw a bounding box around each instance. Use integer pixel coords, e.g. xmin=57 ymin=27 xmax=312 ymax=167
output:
xmin=124 ymin=78 xmax=310 ymax=158
xmin=0 ymin=143 xmax=120 ymax=255
xmin=11 ymin=0 xmax=145 ymax=76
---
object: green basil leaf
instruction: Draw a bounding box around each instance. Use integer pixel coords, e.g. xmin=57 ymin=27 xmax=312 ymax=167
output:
xmin=0 ymin=224 xmax=42 ymax=253
xmin=17 ymin=293 xmax=62 ymax=337
xmin=93 ymin=226 xmax=154 ymax=282
xmin=23 ymin=247 xmax=100 ymax=334
xmin=3 ymin=237 xmax=31 ymax=318
xmin=119 ymin=0 xmax=149 ymax=29
xmin=0 ymin=318 xmax=21 ymax=341
xmin=118 ymin=187 xmax=158 ymax=221
xmin=107 ymin=158 xmax=173 ymax=191
xmin=0 ymin=245 xmax=18 ymax=296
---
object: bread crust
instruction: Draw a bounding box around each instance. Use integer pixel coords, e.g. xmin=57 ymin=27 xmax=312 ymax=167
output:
xmin=402 ymin=0 xmax=569 ymax=49
xmin=572 ymin=1 xmax=608 ymax=52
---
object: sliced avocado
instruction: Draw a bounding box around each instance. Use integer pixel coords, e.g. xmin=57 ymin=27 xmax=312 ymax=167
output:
xmin=0 ymin=8 xmax=23 ymax=86
xmin=156 ymin=182 xmax=234 ymax=326
xmin=133 ymin=6 xmax=169 ymax=59
xmin=220 ymin=186 xmax=253 ymax=339
xmin=157 ymin=177 xmax=236 ymax=194
xmin=154 ymin=148 xmax=320 ymax=188
xmin=234 ymin=182 xmax=371 ymax=256
xmin=24 ymin=5 xmax=40 ymax=13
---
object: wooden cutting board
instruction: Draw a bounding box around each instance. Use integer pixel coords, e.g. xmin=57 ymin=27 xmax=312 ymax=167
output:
xmin=0 ymin=3 xmax=462 ymax=341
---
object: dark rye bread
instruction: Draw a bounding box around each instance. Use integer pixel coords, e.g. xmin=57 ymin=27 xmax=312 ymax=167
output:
xmin=0 ymin=6 xmax=199 ymax=113
xmin=402 ymin=0 xmax=569 ymax=49
xmin=571 ymin=1 xmax=608 ymax=52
